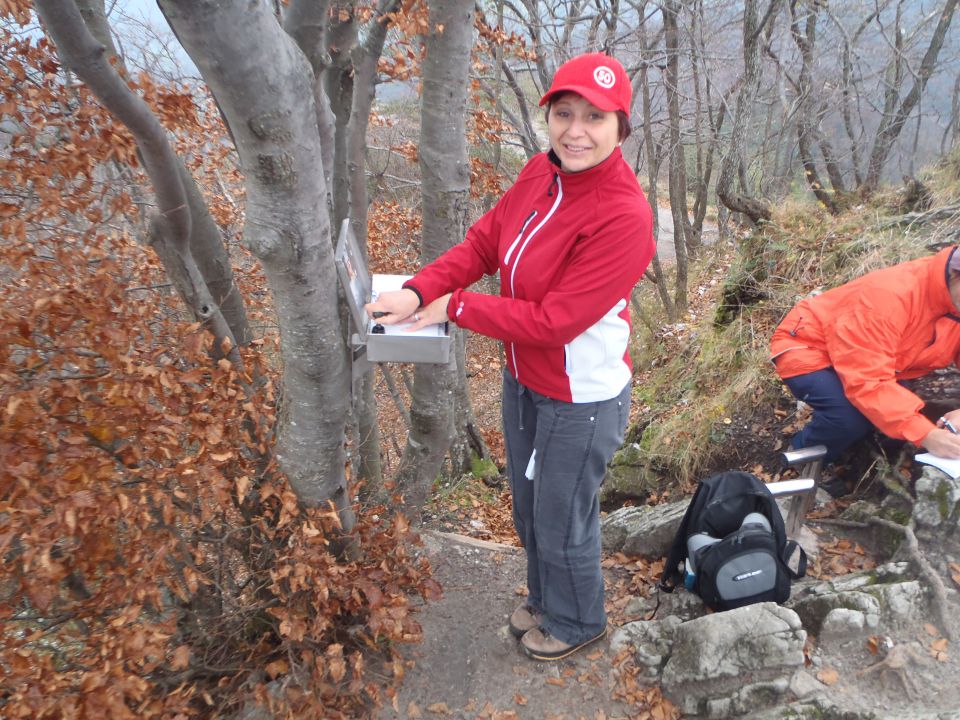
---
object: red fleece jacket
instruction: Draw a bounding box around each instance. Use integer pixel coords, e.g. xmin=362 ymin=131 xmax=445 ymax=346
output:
xmin=405 ymin=148 xmax=654 ymax=402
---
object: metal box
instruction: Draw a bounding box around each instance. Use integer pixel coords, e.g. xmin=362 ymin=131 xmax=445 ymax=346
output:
xmin=334 ymin=219 xmax=451 ymax=364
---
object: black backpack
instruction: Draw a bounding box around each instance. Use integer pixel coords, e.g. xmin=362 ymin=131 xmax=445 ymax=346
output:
xmin=659 ymin=470 xmax=807 ymax=611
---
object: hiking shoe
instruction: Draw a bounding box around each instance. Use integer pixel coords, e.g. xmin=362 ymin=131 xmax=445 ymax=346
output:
xmin=520 ymin=626 xmax=606 ymax=661
xmin=508 ymin=604 xmax=541 ymax=638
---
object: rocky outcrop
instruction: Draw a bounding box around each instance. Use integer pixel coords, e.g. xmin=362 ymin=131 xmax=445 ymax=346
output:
xmin=608 ymin=463 xmax=960 ymax=718
xmin=913 ymin=466 xmax=960 ymax=547
xmin=659 ymin=603 xmax=806 ymax=718
xmin=600 ymin=499 xmax=686 ymax=557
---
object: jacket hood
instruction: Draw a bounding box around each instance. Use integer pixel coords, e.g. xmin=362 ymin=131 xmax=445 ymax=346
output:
xmin=932 ymin=245 xmax=959 ymax=315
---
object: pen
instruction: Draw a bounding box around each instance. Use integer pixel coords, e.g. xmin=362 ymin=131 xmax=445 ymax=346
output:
xmin=939 ymin=417 xmax=959 ymax=435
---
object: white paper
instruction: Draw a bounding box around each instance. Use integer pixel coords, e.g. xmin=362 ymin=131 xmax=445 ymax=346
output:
xmin=915 ymin=453 xmax=960 ymax=479
xmin=370 ymin=274 xmax=446 ymax=337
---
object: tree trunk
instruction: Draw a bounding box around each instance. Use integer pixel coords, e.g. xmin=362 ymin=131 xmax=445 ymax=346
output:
xmin=67 ymin=0 xmax=253 ymax=350
xmin=344 ymin=0 xmax=400 ymax=493
xmin=325 ymin=0 xmax=358 ymax=232
xmin=637 ymin=3 xmax=676 ymax=321
xmin=396 ymin=0 xmax=474 ymax=512
xmin=716 ymin=0 xmax=776 ymax=224
xmin=864 ymin=0 xmax=959 ymax=191
xmin=35 ymin=0 xmax=245 ymax=368
xmin=662 ymin=0 xmax=693 ymax=316
xmin=157 ymin=0 xmax=354 ymax=528
xmin=790 ymin=0 xmax=839 ymax=214
xmin=688 ymin=0 xmax=721 ymax=242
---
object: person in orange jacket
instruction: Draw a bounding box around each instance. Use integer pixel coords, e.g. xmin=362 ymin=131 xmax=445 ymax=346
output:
xmin=770 ymin=245 xmax=960 ymax=466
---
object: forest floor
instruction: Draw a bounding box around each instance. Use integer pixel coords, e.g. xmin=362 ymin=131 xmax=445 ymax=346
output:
xmin=370 ymin=215 xmax=960 ymax=718
xmin=372 ymin=334 xmax=960 ymax=719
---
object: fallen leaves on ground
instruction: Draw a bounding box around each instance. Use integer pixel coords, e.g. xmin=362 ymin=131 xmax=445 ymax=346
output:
xmin=930 ymin=637 xmax=950 ymax=662
xmin=603 ymin=553 xmax=664 ymax=624
xmin=611 ymin=650 xmax=681 ymax=719
xmin=816 ymin=667 xmax=840 ymax=685
xmin=950 ymin=562 xmax=960 ymax=588
xmin=426 ymin=476 xmax=519 ymax=545
xmin=808 ymin=536 xmax=877 ymax=579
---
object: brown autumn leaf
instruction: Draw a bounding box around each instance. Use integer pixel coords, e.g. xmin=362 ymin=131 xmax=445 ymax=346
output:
xmin=265 ymin=658 xmax=288 ymax=678
xmin=545 ymin=676 xmax=566 ymax=687
xmin=816 ymin=668 xmax=840 ymax=686
xmin=426 ymin=702 xmax=452 ymax=715
xmin=924 ymin=623 xmax=941 ymax=638
xmin=513 ymin=694 xmax=527 ymax=706
xmin=170 ymin=644 xmax=191 ymax=670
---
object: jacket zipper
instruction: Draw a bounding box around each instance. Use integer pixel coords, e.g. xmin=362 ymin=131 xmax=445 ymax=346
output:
xmin=504 ymin=210 xmax=537 ymax=266
xmin=508 ymin=174 xmax=563 ymax=381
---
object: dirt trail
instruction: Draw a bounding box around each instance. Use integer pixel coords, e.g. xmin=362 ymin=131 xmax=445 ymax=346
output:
xmin=377 ymin=531 xmax=636 ymax=720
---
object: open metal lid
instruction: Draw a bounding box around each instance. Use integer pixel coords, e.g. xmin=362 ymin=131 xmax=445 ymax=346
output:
xmin=334 ymin=218 xmax=372 ymax=342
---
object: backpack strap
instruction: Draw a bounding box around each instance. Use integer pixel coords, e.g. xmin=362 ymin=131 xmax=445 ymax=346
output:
xmin=659 ymin=481 xmax=709 ymax=591
xmin=781 ymin=539 xmax=807 ymax=579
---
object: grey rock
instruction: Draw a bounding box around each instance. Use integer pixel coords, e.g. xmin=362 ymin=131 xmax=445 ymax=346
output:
xmin=819 ymin=608 xmax=871 ymax=651
xmin=703 ymin=678 xmax=790 ymax=719
xmin=661 ymin=603 xmax=806 ymax=716
xmin=609 ymin=615 xmax=682 ymax=678
xmin=600 ymin=499 xmax=687 ymax=557
xmin=744 ymin=700 xmax=877 ymax=719
xmin=914 ymin=467 xmax=960 ymax=543
xmin=790 ymin=589 xmax=881 ymax=635
xmin=862 ymin=580 xmax=927 ymax=630
xmin=789 ymin=669 xmax=827 ymax=699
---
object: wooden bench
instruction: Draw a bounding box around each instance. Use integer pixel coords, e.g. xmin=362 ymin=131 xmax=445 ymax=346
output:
xmin=766 ymin=445 xmax=827 ymax=538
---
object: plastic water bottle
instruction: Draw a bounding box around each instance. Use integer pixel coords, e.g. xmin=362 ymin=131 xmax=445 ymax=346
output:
xmin=683 ymin=558 xmax=696 ymax=590
xmin=685 ymin=532 xmax=720 ymax=589
xmin=740 ymin=512 xmax=771 ymax=532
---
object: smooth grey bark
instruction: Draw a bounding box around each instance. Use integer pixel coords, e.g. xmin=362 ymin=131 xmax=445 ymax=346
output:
xmin=283 ymin=0 xmax=395 ymax=497
xmin=324 ymin=0 xmax=358 ymax=232
xmin=35 ymin=0 xmax=244 ymax=366
xmin=662 ymin=0 xmax=691 ymax=314
xmin=344 ymin=0 xmax=402 ymax=492
xmin=864 ymin=0 xmax=959 ymax=190
xmin=687 ymin=0 xmax=720 ymax=243
xmin=486 ymin=57 xmax=541 ymax=159
xmin=396 ymin=0 xmax=474 ymax=512
xmin=74 ymin=0 xmax=252 ymax=348
xmin=157 ymin=0 xmax=354 ymax=527
xmin=716 ymin=0 xmax=777 ymax=224
xmin=638 ymin=61 xmax=680 ymax=323
xmin=282 ymin=0 xmax=336 ymax=193
xmin=790 ymin=0 xmax=839 ymax=214
xmin=636 ymin=2 xmax=676 ymax=322
xmin=944 ymin=72 xmax=960 ymax=153
xmin=475 ymin=5 xmax=542 ymax=159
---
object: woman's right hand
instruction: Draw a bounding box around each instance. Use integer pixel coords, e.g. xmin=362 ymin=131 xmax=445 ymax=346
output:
xmin=921 ymin=426 xmax=960 ymax=458
xmin=364 ymin=288 xmax=420 ymax=325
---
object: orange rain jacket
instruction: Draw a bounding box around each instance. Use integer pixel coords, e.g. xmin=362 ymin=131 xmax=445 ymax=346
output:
xmin=770 ymin=246 xmax=960 ymax=446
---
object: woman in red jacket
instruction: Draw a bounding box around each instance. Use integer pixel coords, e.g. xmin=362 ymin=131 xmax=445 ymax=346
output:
xmin=367 ymin=53 xmax=654 ymax=660
xmin=771 ymin=246 xmax=960 ymax=473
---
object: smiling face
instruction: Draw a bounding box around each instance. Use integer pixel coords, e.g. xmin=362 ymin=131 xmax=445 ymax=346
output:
xmin=547 ymin=93 xmax=620 ymax=173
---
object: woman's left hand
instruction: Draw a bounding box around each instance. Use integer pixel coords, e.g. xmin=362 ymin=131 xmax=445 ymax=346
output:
xmin=405 ymin=293 xmax=453 ymax=331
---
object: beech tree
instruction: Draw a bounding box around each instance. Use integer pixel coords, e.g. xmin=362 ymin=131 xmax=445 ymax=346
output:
xmin=1 ymin=3 xmax=440 ymax=715
xmin=395 ymin=0 xmax=475 ymax=509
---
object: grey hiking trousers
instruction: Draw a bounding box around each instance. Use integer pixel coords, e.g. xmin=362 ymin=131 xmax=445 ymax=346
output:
xmin=502 ymin=371 xmax=630 ymax=645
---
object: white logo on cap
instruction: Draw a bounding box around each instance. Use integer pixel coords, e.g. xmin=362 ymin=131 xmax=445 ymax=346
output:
xmin=594 ymin=66 xmax=616 ymax=89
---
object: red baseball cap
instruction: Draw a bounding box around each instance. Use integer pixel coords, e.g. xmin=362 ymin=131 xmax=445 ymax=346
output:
xmin=538 ymin=53 xmax=631 ymax=115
